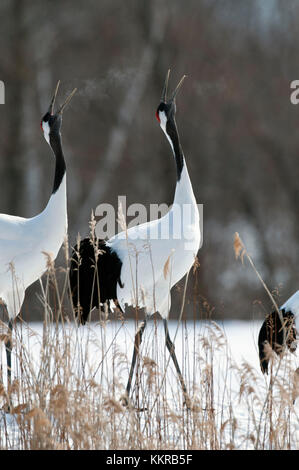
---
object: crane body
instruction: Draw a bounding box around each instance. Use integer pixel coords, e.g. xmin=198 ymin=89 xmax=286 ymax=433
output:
xmin=70 ymin=72 xmax=200 ymax=407
xmin=0 ymin=82 xmax=76 ymax=389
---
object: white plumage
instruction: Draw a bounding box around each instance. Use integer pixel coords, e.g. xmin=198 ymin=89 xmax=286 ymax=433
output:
xmin=70 ymin=71 xmax=200 ymax=407
xmin=0 ymin=82 xmax=76 ymax=392
xmin=281 ymin=290 xmax=299 ymax=332
xmin=0 ymin=178 xmax=67 ymax=317
xmin=107 ymin=162 xmax=200 ymax=318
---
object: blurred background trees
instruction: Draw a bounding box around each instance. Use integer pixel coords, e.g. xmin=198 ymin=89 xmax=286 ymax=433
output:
xmin=1 ymin=0 xmax=299 ymax=321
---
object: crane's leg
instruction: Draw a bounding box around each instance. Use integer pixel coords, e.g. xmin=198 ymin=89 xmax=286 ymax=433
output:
xmin=123 ymin=318 xmax=147 ymax=404
xmin=5 ymin=319 xmax=13 ymax=390
xmin=163 ymin=319 xmax=191 ymax=409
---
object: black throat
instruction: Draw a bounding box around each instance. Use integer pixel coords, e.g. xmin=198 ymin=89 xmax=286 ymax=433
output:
xmin=166 ymin=118 xmax=184 ymax=181
xmin=49 ymin=132 xmax=66 ymax=194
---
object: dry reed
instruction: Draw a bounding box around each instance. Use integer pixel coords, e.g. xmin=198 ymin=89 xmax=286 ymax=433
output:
xmin=0 ymin=233 xmax=297 ymax=450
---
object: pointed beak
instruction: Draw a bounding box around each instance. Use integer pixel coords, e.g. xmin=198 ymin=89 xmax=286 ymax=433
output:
xmin=170 ymin=75 xmax=186 ymax=102
xmin=48 ymin=80 xmax=60 ymax=115
xmin=160 ymin=70 xmax=187 ymax=105
xmin=161 ymin=69 xmax=170 ymax=103
xmin=57 ymin=87 xmax=77 ymax=115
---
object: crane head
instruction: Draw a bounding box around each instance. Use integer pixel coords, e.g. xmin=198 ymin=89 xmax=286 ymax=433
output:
xmin=41 ymin=81 xmax=77 ymax=144
xmin=155 ymin=70 xmax=186 ymax=132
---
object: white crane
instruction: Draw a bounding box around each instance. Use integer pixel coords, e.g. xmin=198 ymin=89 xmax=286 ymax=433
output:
xmin=0 ymin=82 xmax=76 ymax=388
xmin=70 ymin=71 xmax=201 ymax=406
xmin=258 ymin=291 xmax=298 ymax=373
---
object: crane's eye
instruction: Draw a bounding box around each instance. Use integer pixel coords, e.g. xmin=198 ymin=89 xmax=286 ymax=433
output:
xmin=155 ymin=110 xmax=160 ymax=123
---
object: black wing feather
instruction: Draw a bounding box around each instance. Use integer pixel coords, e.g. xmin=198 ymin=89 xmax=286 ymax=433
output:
xmin=69 ymin=238 xmax=123 ymax=324
xmin=258 ymin=309 xmax=297 ymax=374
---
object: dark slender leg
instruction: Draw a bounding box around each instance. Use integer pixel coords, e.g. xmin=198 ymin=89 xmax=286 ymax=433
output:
xmin=163 ymin=319 xmax=191 ymax=409
xmin=125 ymin=318 xmax=147 ymax=401
xmin=5 ymin=319 xmax=13 ymax=389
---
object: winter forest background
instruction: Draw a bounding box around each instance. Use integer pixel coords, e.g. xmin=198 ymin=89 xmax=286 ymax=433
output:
xmin=1 ymin=0 xmax=299 ymax=321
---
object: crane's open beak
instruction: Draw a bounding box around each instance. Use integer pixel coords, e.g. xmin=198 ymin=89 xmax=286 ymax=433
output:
xmin=170 ymin=75 xmax=186 ymax=101
xmin=161 ymin=69 xmax=170 ymax=102
xmin=48 ymin=80 xmax=60 ymax=115
xmin=57 ymin=87 xmax=77 ymax=115
xmin=161 ymin=70 xmax=186 ymax=104
xmin=48 ymin=81 xmax=77 ymax=116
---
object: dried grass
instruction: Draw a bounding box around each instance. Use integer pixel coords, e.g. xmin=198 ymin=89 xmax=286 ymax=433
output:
xmin=0 ymin=236 xmax=297 ymax=450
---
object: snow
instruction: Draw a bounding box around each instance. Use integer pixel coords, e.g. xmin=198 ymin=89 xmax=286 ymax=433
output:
xmin=0 ymin=319 xmax=298 ymax=450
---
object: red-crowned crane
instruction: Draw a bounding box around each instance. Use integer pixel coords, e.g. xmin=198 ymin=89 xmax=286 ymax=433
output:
xmin=70 ymin=71 xmax=201 ymax=407
xmin=258 ymin=291 xmax=298 ymax=373
xmin=0 ymin=82 xmax=76 ymax=389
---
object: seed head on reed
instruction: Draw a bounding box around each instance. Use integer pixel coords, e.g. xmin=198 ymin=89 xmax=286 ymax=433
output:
xmin=103 ymin=397 xmax=124 ymax=413
xmin=234 ymin=232 xmax=246 ymax=263
xmin=42 ymin=251 xmax=56 ymax=272
xmin=163 ymin=251 xmax=174 ymax=280
xmin=50 ymin=384 xmax=68 ymax=413
xmin=117 ymin=200 xmax=127 ymax=232
xmin=11 ymin=403 xmax=27 ymax=415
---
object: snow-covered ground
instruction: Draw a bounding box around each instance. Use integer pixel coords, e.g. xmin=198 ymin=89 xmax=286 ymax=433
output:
xmin=0 ymin=319 xmax=298 ymax=450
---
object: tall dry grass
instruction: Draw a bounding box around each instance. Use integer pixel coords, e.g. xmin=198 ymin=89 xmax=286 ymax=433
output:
xmin=0 ymin=234 xmax=298 ymax=450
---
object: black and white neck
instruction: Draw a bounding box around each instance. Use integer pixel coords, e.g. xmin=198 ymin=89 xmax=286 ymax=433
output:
xmin=42 ymin=116 xmax=66 ymax=195
xmin=39 ymin=120 xmax=67 ymax=236
xmin=49 ymin=129 xmax=66 ymax=195
xmin=40 ymin=81 xmax=76 ymax=197
xmin=158 ymin=108 xmax=184 ymax=181
xmin=157 ymin=105 xmax=197 ymax=208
